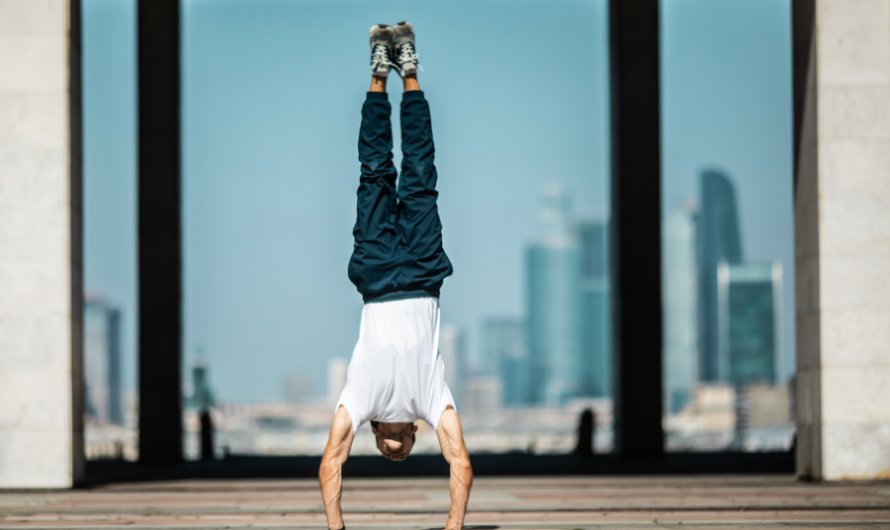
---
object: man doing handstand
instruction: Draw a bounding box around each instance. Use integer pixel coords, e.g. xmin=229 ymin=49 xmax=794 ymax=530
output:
xmin=319 ymin=21 xmax=473 ymax=530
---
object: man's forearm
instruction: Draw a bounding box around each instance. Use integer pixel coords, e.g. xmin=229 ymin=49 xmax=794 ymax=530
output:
xmin=319 ymin=457 xmax=345 ymax=530
xmin=320 ymin=407 xmax=354 ymax=530
xmin=446 ymin=457 xmax=473 ymax=530
xmin=436 ymin=408 xmax=473 ymax=530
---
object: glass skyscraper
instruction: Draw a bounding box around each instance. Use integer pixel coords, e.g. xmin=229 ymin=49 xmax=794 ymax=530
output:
xmin=578 ymin=220 xmax=607 ymax=279
xmin=84 ymin=296 xmax=123 ymax=425
xmin=663 ymin=205 xmax=699 ymax=413
xmin=698 ymin=170 xmax=743 ymax=382
xmin=717 ymin=262 xmax=780 ymax=386
xmin=577 ymin=220 xmax=610 ymax=398
xmin=484 ymin=319 xmax=529 ymax=406
xmin=527 ymin=185 xmax=582 ymax=406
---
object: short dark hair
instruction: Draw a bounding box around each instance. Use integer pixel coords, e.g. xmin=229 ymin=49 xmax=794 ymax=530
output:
xmin=370 ymin=421 xmax=416 ymax=445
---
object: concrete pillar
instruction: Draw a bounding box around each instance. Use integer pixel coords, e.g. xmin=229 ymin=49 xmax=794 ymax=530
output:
xmin=794 ymin=0 xmax=890 ymax=480
xmin=609 ymin=0 xmax=664 ymax=458
xmin=0 ymin=0 xmax=84 ymax=487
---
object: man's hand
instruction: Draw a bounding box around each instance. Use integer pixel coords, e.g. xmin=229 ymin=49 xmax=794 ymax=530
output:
xmin=319 ymin=406 xmax=355 ymax=530
xmin=436 ymin=406 xmax=473 ymax=530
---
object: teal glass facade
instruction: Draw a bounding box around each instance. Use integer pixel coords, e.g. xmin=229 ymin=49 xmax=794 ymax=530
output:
xmin=578 ymin=220 xmax=610 ymax=399
xmin=485 ymin=319 xmax=530 ymax=406
xmin=527 ymin=243 xmax=582 ymax=406
xmin=718 ymin=263 xmax=779 ymax=387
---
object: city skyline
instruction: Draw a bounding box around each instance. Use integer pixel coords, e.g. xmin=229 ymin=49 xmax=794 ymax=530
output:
xmin=84 ymin=0 xmax=794 ymax=403
xmin=477 ymin=185 xmax=610 ymax=409
xmin=663 ymin=170 xmax=783 ymax=415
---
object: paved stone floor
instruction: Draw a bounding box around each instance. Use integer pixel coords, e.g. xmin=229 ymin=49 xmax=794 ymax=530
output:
xmin=1 ymin=476 xmax=890 ymax=528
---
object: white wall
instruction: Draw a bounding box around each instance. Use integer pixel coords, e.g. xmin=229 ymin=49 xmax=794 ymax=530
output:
xmin=796 ymin=0 xmax=890 ymax=480
xmin=0 ymin=0 xmax=83 ymax=487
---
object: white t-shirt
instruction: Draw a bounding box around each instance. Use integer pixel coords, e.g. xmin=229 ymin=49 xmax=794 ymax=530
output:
xmin=335 ymin=296 xmax=456 ymax=435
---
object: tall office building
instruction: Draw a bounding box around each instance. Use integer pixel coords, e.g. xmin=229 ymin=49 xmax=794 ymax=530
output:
xmin=578 ymin=220 xmax=608 ymax=279
xmin=698 ymin=170 xmax=743 ymax=382
xmin=527 ymin=184 xmax=582 ymax=406
xmin=439 ymin=324 xmax=464 ymax=409
xmin=717 ymin=263 xmax=780 ymax=387
xmin=577 ymin=220 xmax=610 ymax=398
xmin=189 ymin=357 xmax=215 ymax=410
xmin=83 ymin=296 xmax=123 ymax=425
xmin=663 ymin=204 xmax=699 ymax=413
xmin=483 ymin=319 xmax=529 ymax=406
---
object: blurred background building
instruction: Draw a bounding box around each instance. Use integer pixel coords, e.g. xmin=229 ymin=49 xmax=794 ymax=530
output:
xmin=663 ymin=171 xmax=791 ymax=452
xmin=527 ymin=184 xmax=583 ymax=407
xmin=188 ymin=357 xmax=215 ymax=411
xmin=663 ymin=203 xmax=699 ymax=414
xmin=84 ymin=295 xmax=123 ymax=426
xmin=83 ymin=296 xmax=137 ymax=462
xmin=698 ymin=170 xmax=744 ymax=383
xmin=718 ymin=262 xmax=781 ymax=388
xmin=484 ymin=319 xmax=529 ymax=407
xmin=577 ymin=220 xmax=610 ymax=399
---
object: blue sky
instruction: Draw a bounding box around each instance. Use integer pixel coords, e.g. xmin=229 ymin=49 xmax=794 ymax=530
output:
xmin=83 ymin=0 xmax=793 ymax=403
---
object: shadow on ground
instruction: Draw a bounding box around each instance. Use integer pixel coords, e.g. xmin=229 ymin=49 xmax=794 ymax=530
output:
xmin=84 ymin=451 xmax=794 ymax=487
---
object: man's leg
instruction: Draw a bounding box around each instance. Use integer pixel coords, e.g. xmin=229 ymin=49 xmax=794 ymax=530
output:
xmin=396 ymin=76 xmax=453 ymax=292
xmin=347 ymin=75 xmax=401 ymax=297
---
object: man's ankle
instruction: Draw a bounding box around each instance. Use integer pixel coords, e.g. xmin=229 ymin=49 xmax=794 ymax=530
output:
xmin=370 ymin=75 xmax=387 ymax=93
xmin=402 ymin=74 xmax=420 ymax=92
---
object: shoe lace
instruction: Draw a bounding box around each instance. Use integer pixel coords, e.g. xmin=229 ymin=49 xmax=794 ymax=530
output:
xmin=397 ymin=42 xmax=423 ymax=73
xmin=371 ymin=44 xmax=394 ymax=69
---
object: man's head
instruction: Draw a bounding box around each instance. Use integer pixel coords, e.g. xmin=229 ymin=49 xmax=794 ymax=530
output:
xmin=370 ymin=421 xmax=418 ymax=461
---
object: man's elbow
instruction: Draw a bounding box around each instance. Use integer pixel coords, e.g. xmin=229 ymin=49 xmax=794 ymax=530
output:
xmin=318 ymin=460 xmax=328 ymax=482
xmin=319 ymin=455 xmax=338 ymax=481
xmin=453 ymin=457 xmax=473 ymax=479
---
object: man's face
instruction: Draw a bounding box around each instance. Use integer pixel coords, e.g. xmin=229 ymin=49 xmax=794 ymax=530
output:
xmin=371 ymin=422 xmax=418 ymax=461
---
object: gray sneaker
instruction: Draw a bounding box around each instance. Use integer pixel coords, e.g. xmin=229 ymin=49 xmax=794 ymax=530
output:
xmin=393 ymin=21 xmax=421 ymax=76
xmin=369 ymin=24 xmax=395 ymax=76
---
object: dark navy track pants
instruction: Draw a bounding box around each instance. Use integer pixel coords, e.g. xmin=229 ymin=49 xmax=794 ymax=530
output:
xmin=348 ymin=91 xmax=453 ymax=302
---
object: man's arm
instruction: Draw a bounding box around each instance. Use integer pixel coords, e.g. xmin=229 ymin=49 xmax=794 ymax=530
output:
xmin=436 ymin=406 xmax=473 ymax=530
xmin=319 ymin=406 xmax=355 ymax=530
